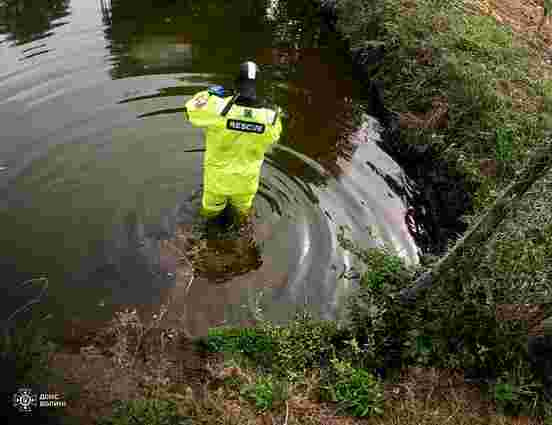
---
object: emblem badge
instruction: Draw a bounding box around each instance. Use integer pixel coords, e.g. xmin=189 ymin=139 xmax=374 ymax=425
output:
xmin=13 ymin=388 xmax=38 ymax=413
xmin=193 ymin=95 xmax=209 ymax=108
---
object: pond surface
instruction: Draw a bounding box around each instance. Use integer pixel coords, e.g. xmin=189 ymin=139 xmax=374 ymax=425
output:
xmin=0 ymin=0 xmax=424 ymax=338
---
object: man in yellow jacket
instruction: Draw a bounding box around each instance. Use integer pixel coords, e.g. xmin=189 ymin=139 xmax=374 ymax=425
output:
xmin=184 ymin=61 xmax=283 ymax=226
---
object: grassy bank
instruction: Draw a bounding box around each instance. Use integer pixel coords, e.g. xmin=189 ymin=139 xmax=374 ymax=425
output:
xmin=330 ymin=0 xmax=552 ymax=419
xmin=335 ymin=0 xmax=552 ymax=215
xmin=9 ymin=0 xmax=552 ymax=423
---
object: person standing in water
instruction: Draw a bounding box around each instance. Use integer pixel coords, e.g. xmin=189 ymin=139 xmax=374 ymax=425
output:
xmin=184 ymin=61 xmax=283 ymax=227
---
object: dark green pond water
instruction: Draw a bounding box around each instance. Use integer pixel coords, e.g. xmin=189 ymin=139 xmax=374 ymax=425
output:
xmin=0 ymin=0 xmax=422 ymax=338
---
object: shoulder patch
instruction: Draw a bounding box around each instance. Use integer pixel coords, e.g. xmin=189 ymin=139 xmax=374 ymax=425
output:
xmin=193 ymin=94 xmax=209 ymax=109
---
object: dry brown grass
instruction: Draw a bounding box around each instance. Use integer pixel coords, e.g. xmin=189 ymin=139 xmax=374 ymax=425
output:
xmin=47 ymin=305 xmax=550 ymax=425
xmin=398 ymin=96 xmax=449 ymax=130
xmin=495 ymin=304 xmax=548 ymax=337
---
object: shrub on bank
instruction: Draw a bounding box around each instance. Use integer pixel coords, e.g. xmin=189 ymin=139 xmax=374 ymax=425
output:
xmin=330 ymin=0 xmax=552 ymax=416
xmin=340 ymin=237 xmax=550 ymax=416
xmin=239 ymin=374 xmax=289 ymax=413
xmin=197 ymin=311 xmax=342 ymax=381
xmin=320 ymin=356 xmax=385 ymax=417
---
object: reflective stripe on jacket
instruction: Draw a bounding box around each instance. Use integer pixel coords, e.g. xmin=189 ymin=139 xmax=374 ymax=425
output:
xmin=185 ymin=90 xmax=283 ymax=195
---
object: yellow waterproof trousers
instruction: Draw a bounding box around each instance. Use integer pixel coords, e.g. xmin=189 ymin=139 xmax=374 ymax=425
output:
xmin=200 ymin=191 xmax=255 ymax=219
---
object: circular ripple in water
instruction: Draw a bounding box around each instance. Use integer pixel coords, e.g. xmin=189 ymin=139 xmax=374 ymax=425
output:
xmin=0 ymin=0 xmax=421 ymax=338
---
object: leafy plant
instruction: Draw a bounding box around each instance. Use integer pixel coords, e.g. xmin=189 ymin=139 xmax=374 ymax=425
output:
xmin=337 ymin=225 xmax=414 ymax=289
xmin=492 ymin=375 xmax=543 ymax=417
xmin=239 ymin=374 xmax=288 ymax=413
xmin=340 ymin=242 xmax=417 ymax=374
xmin=97 ymin=398 xmax=192 ymax=425
xmin=494 ymin=382 xmax=517 ymax=403
xmin=260 ymin=311 xmax=340 ymax=380
xmin=320 ymin=357 xmax=384 ymax=417
xmin=360 ymin=253 xmax=405 ymax=290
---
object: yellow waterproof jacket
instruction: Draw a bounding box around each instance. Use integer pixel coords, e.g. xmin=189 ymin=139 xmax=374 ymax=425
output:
xmin=184 ymin=90 xmax=283 ymax=195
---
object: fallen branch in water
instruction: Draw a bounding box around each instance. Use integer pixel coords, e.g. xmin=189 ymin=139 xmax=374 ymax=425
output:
xmin=3 ymin=277 xmax=49 ymax=325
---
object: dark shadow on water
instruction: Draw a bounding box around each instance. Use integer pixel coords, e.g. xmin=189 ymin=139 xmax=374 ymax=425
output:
xmin=0 ymin=0 xmax=70 ymax=46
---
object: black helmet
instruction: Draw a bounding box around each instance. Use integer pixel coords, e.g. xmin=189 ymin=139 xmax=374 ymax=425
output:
xmin=236 ymin=61 xmax=258 ymax=100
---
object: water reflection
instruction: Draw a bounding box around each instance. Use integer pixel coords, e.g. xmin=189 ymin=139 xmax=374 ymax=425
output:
xmin=266 ymin=47 xmax=359 ymax=182
xmin=0 ymin=0 xmax=426 ymax=340
xmin=0 ymin=0 xmax=70 ymax=46
xmin=103 ymin=0 xmax=272 ymax=79
xmin=99 ymin=0 xmax=111 ymax=26
xmin=99 ymin=0 xmax=361 ymax=190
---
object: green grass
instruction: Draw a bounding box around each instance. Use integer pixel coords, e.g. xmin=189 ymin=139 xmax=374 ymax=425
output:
xmin=97 ymin=398 xmax=192 ymax=425
xmin=336 ymin=0 xmax=552 ymax=204
xmin=197 ymin=311 xmax=342 ymax=382
xmin=199 ymin=326 xmax=274 ymax=357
